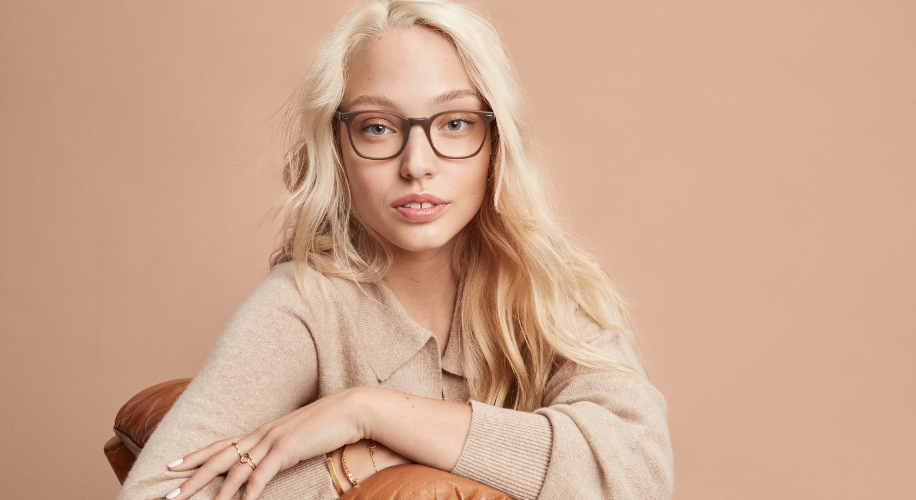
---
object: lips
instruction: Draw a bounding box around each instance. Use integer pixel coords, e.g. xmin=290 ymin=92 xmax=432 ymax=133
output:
xmin=402 ymin=202 xmax=436 ymax=209
xmin=391 ymin=193 xmax=449 ymax=223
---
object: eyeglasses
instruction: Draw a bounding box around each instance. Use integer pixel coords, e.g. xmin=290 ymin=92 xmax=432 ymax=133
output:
xmin=337 ymin=110 xmax=496 ymax=160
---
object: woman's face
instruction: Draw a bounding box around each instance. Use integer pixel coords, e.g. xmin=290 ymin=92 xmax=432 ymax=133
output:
xmin=339 ymin=27 xmax=491 ymax=259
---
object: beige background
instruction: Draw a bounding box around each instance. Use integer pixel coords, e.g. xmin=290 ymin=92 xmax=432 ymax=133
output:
xmin=1 ymin=1 xmax=913 ymax=498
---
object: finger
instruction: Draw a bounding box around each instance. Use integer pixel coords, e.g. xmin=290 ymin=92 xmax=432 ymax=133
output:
xmin=213 ymin=437 xmax=265 ymax=500
xmin=167 ymin=437 xmax=237 ymax=472
xmin=241 ymin=452 xmax=283 ymax=500
xmin=230 ymin=438 xmax=272 ymax=500
xmin=172 ymin=443 xmax=243 ymax=500
xmin=214 ymin=461 xmax=254 ymax=500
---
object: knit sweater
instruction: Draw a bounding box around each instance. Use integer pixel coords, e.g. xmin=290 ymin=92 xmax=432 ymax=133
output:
xmin=118 ymin=262 xmax=673 ymax=500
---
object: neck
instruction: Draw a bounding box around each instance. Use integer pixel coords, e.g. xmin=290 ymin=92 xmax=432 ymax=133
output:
xmin=383 ymin=245 xmax=457 ymax=356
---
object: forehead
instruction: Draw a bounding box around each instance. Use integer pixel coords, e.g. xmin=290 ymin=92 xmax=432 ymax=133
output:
xmin=342 ymin=26 xmax=480 ymax=112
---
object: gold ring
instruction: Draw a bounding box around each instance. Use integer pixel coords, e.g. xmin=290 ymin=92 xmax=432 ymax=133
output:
xmin=241 ymin=453 xmax=258 ymax=470
xmin=231 ymin=441 xmax=257 ymax=470
xmin=231 ymin=441 xmax=245 ymax=461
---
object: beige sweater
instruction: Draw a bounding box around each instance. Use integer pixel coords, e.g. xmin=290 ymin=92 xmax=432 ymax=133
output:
xmin=119 ymin=262 xmax=673 ymax=499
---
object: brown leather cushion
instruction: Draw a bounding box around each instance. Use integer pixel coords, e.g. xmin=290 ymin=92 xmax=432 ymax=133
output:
xmin=105 ymin=379 xmax=511 ymax=499
xmin=114 ymin=378 xmax=192 ymax=455
xmin=103 ymin=434 xmax=138 ymax=485
xmin=341 ymin=464 xmax=512 ymax=500
xmin=105 ymin=378 xmax=191 ymax=483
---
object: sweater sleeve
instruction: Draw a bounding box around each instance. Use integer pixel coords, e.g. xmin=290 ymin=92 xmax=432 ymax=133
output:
xmin=118 ymin=265 xmax=337 ymax=500
xmin=451 ymin=321 xmax=674 ymax=500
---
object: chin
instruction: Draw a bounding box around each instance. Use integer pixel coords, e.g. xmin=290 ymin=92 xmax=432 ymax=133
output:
xmin=386 ymin=229 xmax=457 ymax=255
xmin=390 ymin=239 xmax=453 ymax=255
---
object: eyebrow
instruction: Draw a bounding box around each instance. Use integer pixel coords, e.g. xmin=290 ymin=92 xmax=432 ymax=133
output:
xmin=432 ymin=89 xmax=482 ymax=106
xmin=342 ymin=94 xmax=398 ymax=110
xmin=341 ymin=89 xmax=483 ymax=111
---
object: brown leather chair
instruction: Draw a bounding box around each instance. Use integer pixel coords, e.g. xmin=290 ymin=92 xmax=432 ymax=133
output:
xmin=104 ymin=379 xmax=192 ymax=485
xmin=105 ymin=379 xmax=511 ymax=499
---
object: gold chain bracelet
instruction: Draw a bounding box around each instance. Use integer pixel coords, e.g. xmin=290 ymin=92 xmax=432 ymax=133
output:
xmin=340 ymin=443 xmax=359 ymax=487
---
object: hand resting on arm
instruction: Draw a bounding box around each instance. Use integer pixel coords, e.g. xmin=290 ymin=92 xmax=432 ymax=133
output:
xmin=166 ymin=387 xmax=472 ymax=500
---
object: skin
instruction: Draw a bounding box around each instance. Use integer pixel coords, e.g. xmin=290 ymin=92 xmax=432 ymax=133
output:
xmin=166 ymin=26 xmax=490 ymax=500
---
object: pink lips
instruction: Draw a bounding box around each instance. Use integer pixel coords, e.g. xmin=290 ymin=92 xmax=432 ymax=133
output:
xmin=391 ymin=193 xmax=449 ymax=223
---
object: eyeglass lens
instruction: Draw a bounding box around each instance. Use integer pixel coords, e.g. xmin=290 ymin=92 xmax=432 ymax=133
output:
xmin=346 ymin=111 xmax=488 ymax=159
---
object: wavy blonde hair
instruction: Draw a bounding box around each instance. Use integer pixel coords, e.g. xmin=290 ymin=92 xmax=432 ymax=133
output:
xmin=272 ymin=0 xmax=640 ymax=410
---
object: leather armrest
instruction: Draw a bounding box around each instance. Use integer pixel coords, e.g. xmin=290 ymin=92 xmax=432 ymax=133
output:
xmin=340 ymin=464 xmax=512 ymax=500
xmin=103 ymin=435 xmax=136 ymax=485
xmin=105 ymin=378 xmax=191 ymax=483
xmin=113 ymin=378 xmax=192 ymax=454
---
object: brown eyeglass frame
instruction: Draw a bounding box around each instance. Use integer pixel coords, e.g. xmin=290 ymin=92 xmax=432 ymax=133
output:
xmin=336 ymin=110 xmax=496 ymax=160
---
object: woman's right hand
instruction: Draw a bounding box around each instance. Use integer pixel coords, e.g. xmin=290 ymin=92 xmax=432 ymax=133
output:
xmin=163 ymin=387 xmax=371 ymax=500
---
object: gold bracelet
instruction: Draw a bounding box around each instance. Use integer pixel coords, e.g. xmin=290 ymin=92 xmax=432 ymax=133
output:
xmin=325 ymin=451 xmax=345 ymax=496
xmin=366 ymin=440 xmax=378 ymax=472
xmin=340 ymin=443 xmax=358 ymax=487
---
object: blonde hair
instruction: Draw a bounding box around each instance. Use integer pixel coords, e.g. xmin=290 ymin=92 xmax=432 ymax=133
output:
xmin=273 ymin=0 xmax=640 ymax=410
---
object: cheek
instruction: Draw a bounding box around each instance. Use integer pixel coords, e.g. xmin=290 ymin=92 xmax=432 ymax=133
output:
xmin=341 ymin=130 xmax=375 ymax=204
xmin=343 ymin=159 xmax=379 ymax=219
xmin=468 ymin=149 xmax=491 ymax=207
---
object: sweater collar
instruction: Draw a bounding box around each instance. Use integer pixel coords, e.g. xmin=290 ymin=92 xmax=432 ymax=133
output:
xmin=367 ymin=280 xmax=466 ymax=381
xmin=440 ymin=302 xmax=465 ymax=377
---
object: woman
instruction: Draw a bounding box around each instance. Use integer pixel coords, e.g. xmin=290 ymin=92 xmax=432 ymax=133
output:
xmin=119 ymin=1 xmax=673 ymax=499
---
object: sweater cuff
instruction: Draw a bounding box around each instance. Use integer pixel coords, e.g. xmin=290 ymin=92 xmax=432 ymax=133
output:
xmin=260 ymin=454 xmax=335 ymax=499
xmin=451 ymin=400 xmax=553 ymax=500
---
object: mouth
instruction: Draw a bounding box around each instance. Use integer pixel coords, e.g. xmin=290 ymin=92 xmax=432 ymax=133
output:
xmin=399 ymin=201 xmax=436 ymax=209
xmin=391 ymin=193 xmax=449 ymax=223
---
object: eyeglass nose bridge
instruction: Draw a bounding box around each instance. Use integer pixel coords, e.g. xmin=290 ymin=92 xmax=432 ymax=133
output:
xmin=403 ymin=116 xmax=438 ymax=155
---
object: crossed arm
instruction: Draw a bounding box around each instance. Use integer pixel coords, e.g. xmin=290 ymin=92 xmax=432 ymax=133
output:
xmin=165 ymin=387 xmax=472 ymax=500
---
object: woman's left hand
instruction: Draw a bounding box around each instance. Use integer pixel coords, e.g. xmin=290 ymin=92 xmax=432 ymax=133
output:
xmin=164 ymin=387 xmax=370 ymax=500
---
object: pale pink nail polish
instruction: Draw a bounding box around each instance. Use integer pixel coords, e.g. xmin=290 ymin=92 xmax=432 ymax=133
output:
xmin=165 ymin=487 xmax=180 ymax=499
xmin=167 ymin=458 xmax=183 ymax=468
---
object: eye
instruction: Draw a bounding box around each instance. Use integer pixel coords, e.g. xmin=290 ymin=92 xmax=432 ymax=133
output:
xmin=363 ymin=124 xmax=392 ymax=136
xmin=445 ymin=119 xmax=468 ymax=132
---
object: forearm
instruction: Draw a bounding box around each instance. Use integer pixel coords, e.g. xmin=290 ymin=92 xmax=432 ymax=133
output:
xmin=356 ymin=387 xmax=472 ymax=472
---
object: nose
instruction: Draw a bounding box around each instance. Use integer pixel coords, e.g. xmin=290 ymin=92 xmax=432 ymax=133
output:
xmin=399 ymin=123 xmax=438 ymax=180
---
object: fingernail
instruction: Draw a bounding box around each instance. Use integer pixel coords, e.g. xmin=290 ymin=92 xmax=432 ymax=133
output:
xmin=167 ymin=458 xmax=183 ymax=468
xmin=166 ymin=487 xmax=180 ymax=499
